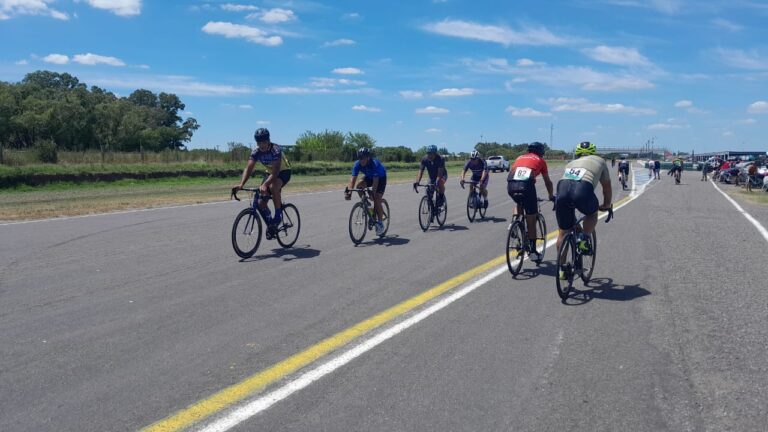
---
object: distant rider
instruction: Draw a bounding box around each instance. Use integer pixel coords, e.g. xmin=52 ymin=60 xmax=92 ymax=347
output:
xmin=414 ymin=145 xmax=447 ymax=207
xmin=345 ymin=148 xmax=388 ymax=235
xmin=460 ymin=150 xmax=490 ymax=208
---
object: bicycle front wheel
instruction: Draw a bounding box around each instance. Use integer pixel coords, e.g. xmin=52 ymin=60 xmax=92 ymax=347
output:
xmin=556 ymin=234 xmax=576 ymax=301
xmin=534 ymin=213 xmax=547 ymax=263
xmin=378 ymin=199 xmax=390 ymax=237
xmin=466 ymin=192 xmax=477 ymax=222
xmin=418 ymin=195 xmax=431 ymax=232
xmin=232 ymin=208 xmax=262 ymax=258
xmin=479 ymin=197 xmax=487 ymax=219
xmin=436 ymin=195 xmax=447 ymax=227
xmin=276 ymin=203 xmax=301 ymax=248
xmin=506 ymin=221 xmax=525 ymax=276
xmin=580 ymin=231 xmax=597 ymax=284
xmin=349 ymin=202 xmax=367 ymax=245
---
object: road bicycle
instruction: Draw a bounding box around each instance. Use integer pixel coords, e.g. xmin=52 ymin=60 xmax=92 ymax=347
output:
xmin=414 ymin=182 xmax=447 ymax=231
xmin=618 ymin=171 xmax=628 ymax=190
xmin=506 ymin=198 xmax=548 ymax=276
xmin=230 ymin=186 xmax=301 ymax=258
xmin=345 ymin=187 xmax=390 ymax=245
xmin=461 ymin=179 xmax=487 ymax=222
xmin=555 ymin=205 xmax=613 ymax=301
xmin=674 ymin=168 xmax=682 ymax=184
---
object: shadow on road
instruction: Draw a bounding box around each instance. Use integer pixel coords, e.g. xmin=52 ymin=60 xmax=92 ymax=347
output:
xmin=473 ymin=216 xmax=507 ymax=224
xmin=242 ymin=245 xmax=321 ymax=262
xmin=563 ymin=277 xmax=651 ymax=305
xmin=437 ymin=224 xmax=469 ymax=232
xmin=509 ymin=260 xmax=557 ymax=280
xmin=356 ymin=235 xmax=411 ymax=247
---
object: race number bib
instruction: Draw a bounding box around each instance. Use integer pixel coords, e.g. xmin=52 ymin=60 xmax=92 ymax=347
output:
xmin=512 ymin=167 xmax=532 ymax=181
xmin=563 ymin=167 xmax=586 ymax=181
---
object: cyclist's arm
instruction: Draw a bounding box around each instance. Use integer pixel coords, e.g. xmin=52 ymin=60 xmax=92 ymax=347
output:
xmin=238 ymin=159 xmax=257 ymax=188
xmin=460 ymin=168 xmax=467 ymax=181
xmin=599 ymin=178 xmax=612 ymax=210
xmin=264 ymin=157 xmax=282 ymax=187
xmin=416 ymin=166 xmax=424 ymax=184
xmin=542 ymin=171 xmax=554 ymax=198
xmin=480 ymin=169 xmax=489 ymax=183
xmin=347 ymin=175 xmax=358 ymax=191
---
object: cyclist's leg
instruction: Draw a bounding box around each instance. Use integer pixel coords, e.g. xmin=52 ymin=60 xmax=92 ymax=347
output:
xmin=523 ymin=182 xmax=539 ymax=242
xmin=554 ymin=180 xmax=576 ymax=263
xmin=269 ymin=170 xmax=290 ymax=222
xmin=373 ymin=176 xmax=387 ymax=221
xmin=356 ymin=178 xmax=369 ymax=199
xmin=574 ymin=181 xmax=599 ymax=235
xmin=436 ymin=176 xmax=446 ymax=196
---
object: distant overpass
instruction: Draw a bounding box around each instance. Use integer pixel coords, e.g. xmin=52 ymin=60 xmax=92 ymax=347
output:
xmin=593 ymin=147 xmax=670 ymax=156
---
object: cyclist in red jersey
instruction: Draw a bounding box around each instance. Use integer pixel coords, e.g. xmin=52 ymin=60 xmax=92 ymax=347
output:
xmin=507 ymin=142 xmax=555 ymax=261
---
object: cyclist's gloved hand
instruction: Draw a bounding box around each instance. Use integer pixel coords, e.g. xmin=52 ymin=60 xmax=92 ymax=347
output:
xmin=413 ymin=182 xmax=419 ymax=192
xmin=344 ymin=191 xmax=352 ymax=201
xmin=549 ymin=194 xmax=556 ymax=202
xmin=459 ymin=179 xmax=465 ymax=189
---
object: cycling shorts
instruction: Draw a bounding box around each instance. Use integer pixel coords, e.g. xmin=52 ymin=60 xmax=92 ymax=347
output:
xmin=507 ymin=180 xmax=539 ymax=215
xmin=471 ymin=174 xmax=489 ymax=188
xmin=363 ymin=176 xmax=387 ymax=194
xmin=264 ymin=169 xmax=291 ymax=187
xmin=429 ymin=174 xmax=448 ymax=184
xmin=555 ymin=179 xmax=599 ymax=230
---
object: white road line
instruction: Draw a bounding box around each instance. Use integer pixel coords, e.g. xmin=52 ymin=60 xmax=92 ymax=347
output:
xmin=711 ymin=181 xmax=768 ymax=243
xmin=193 ymin=183 xmax=648 ymax=432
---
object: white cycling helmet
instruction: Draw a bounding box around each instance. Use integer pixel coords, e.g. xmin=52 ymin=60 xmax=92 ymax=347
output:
xmin=470 ymin=150 xmax=480 ymax=159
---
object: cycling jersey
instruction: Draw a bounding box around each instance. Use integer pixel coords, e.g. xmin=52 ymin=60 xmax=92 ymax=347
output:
xmin=420 ymin=154 xmax=447 ymax=180
xmin=249 ymin=143 xmax=291 ymax=173
xmin=464 ymin=158 xmax=488 ymax=181
xmin=672 ymin=159 xmax=683 ymax=170
xmin=560 ymin=155 xmax=610 ymax=189
xmin=508 ymin=153 xmax=548 ymax=183
xmin=618 ymin=161 xmax=629 ymax=172
xmin=352 ymin=158 xmax=387 ymax=178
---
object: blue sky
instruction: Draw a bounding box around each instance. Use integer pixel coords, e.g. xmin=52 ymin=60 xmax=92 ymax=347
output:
xmin=1 ymin=0 xmax=767 ymax=153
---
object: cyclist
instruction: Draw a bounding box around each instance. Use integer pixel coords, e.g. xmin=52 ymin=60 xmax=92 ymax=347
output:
xmin=555 ymin=141 xmax=612 ymax=280
xmin=460 ymin=150 xmax=489 ymax=208
xmin=617 ymin=155 xmax=630 ymax=188
xmin=508 ymin=142 xmax=555 ymax=261
xmin=345 ymin=147 xmax=388 ymax=235
xmin=671 ymin=157 xmax=683 ymax=182
xmin=413 ymin=145 xmax=447 ymax=207
xmin=233 ymin=128 xmax=291 ymax=235
xmin=653 ymin=159 xmax=661 ymax=179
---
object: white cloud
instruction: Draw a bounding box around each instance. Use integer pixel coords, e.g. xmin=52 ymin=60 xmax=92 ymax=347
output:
xmin=220 ymin=3 xmax=259 ymax=12
xmin=505 ymin=106 xmax=551 ymax=117
xmin=309 ymin=77 xmax=366 ymax=87
xmin=544 ymin=97 xmax=656 ymax=115
xmin=711 ymin=18 xmax=742 ymax=32
xmin=256 ymin=120 xmax=270 ymax=125
xmin=332 ymin=67 xmax=363 ymax=75
xmin=352 ymin=105 xmax=381 ymax=112
xmin=202 ymin=21 xmax=283 ymax=46
xmin=601 ymin=0 xmax=685 ymax=15
xmin=15 ymin=59 xmax=29 ymax=65
xmin=423 ymin=19 xmax=567 ymax=46
xmin=0 ymin=0 xmax=68 ymax=20
xmin=91 ymin=75 xmax=253 ymax=96
xmin=399 ymin=90 xmax=423 ymax=99
xmin=137 ymin=64 xmax=150 ymax=69
xmin=238 ymin=104 xmax=253 ymax=109
xmin=264 ymin=86 xmax=377 ymax=95
xmin=583 ymin=45 xmax=652 ymax=67
xmin=80 ymin=0 xmax=142 ymax=17
xmin=425 ymin=128 xmax=442 ymax=133
xmin=432 ymin=88 xmax=474 ymax=97
xmin=341 ymin=12 xmax=360 ymax=20
xmin=722 ymin=131 xmax=734 ymax=137
xmin=43 ymin=54 xmax=70 ymax=64
xmin=715 ymin=48 xmax=768 ymax=70
xmin=250 ymin=8 xmax=296 ymax=23
xmin=647 ymin=123 xmax=683 ymax=130
xmin=737 ymin=118 xmax=756 ymax=125
xmin=674 ymin=100 xmax=693 ymax=108
xmin=748 ymin=101 xmax=768 ymax=114
xmin=416 ymin=106 xmax=449 ymax=114
xmin=516 ymin=58 xmax=542 ymax=67
xmin=73 ymin=53 xmax=125 ymax=66
xmin=323 ymin=38 xmax=355 ymax=47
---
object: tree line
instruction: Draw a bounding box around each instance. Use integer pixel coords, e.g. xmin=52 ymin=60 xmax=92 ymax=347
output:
xmin=0 ymin=70 xmax=199 ymax=162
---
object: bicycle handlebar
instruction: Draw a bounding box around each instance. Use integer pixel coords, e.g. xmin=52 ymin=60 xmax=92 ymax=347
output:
xmin=413 ymin=183 xmax=436 ymax=193
xmin=231 ymin=187 xmax=263 ymax=202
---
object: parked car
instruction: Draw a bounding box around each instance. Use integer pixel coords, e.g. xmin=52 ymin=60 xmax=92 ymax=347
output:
xmin=486 ymin=155 xmax=510 ymax=172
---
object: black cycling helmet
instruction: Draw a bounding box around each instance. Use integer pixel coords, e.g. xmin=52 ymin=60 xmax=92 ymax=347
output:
xmin=528 ymin=141 xmax=545 ymax=157
xmin=254 ymin=128 xmax=270 ymax=142
xmin=357 ymin=147 xmax=370 ymax=159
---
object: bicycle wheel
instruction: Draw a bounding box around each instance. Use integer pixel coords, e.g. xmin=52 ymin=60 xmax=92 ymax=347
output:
xmin=276 ymin=203 xmax=300 ymax=248
xmin=418 ymin=195 xmax=431 ymax=232
xmin=556 ymin=234 xmax=576 ymax=301
xmin=580 ymin=231 xmax=597 ymax=284
xmin=479 ymin=196 xmax=487 ymax=219
xmin=379 ymin=199 xmax=390 ymax=237
xmin=348 ymin=202 xmax=367 ymax=245
xmin=231 ymin=208 xmax=262 ymax=258
xmin=436 ymin=195 xmax=447 ymax=227
xmin=534 ymin=213 xmax=547 ymax=263
xmin=506 ymin=221 xmax=525 ymax=276
xmin=466 ymin=192 xmax=477 ymax=222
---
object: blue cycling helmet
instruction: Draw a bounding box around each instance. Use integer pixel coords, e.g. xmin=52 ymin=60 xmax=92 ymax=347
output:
xmin=426 ymin=145 xmax=438 ymax=154
xmin=254 ymin=128 xmax=270 ymax=142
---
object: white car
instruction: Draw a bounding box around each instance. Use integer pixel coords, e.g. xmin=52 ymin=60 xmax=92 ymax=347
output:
xmin=486 ymin=155 xmax=510 ymax=172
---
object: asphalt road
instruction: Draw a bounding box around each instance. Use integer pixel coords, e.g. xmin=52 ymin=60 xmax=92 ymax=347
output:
xmin=1 ymin=164 xmax=766 ymax=432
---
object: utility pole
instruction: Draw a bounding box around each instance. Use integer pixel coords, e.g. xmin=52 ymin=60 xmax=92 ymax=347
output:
xmin=549 ymin=123 xmax=554 ymax=149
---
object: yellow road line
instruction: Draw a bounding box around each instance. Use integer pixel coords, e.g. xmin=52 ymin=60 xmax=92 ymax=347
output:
xmin=144 ymin=194 xmax=633 ymax=432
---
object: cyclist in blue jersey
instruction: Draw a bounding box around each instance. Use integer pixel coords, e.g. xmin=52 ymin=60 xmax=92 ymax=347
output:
xmin=413 ymin=145 xmax=447 ymax=207
xmin=233 ymin=128 xmax=291 ymax=232
xmin=345 ymin=148 xmax=388 ymax=235
xmin=460 ymin=150 xmax=489 ymax=208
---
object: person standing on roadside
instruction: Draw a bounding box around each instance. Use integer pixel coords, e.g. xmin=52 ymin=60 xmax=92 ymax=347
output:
xmin=701 ymin=161 xmax=711 ymax=181
xmin=747 ymin=163 xmax=758 ymax=192
xmin=654 ymin=159 xmax=661 ymax=179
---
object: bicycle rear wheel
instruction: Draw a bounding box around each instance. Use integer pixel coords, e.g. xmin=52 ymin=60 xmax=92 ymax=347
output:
xmin=418 ymin=195 xmax=431 ymax=232
xmin=379 ymin=199 xmax=390 ymax=237
xmin=349 ymin=202 xmax=367 ymax=245
xmin=466 ymin=192 xmax=477 ymax=222
xmin=580 ymin=231 xmax=597 ymax=284
xmin=534 ymin=213 xmax=547 ymax=264
xmin=232 ymin=208 xmax=262 ymax=258
xmin=276 ymin=203 xmax=300 ymax=248
xmin=556 ymin=234 xmax=576 ymax=301
xmin=436 ymin=195 xmax=447 ymax=227
xmin=506 ymin=221 xmax=525 ymax=276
